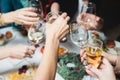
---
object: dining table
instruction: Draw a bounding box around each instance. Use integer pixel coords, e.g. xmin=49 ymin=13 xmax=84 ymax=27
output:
xmin=0 ymin=26 xmax=120 ymax=80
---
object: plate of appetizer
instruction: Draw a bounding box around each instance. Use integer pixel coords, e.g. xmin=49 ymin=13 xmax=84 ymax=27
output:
xmin=0 ymin=30 xmax=15 ymax=45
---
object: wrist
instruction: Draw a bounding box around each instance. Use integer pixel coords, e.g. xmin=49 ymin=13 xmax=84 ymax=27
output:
xmin=45 ymin=36 xmax=60 ymax=53
xmin=46 ymin=36 xmax=59 ymax=45
xmin=0 ymin=48 xmax=11 ymax=59
xmin=2 ymin=12 xmax=14 ymax=24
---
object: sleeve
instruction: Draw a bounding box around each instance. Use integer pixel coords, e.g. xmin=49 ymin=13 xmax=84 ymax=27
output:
xmin=114 ymin=54 xmax=120 ymax=74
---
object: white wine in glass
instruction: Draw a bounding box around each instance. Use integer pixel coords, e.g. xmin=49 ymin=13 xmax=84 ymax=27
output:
xmin=28 ymin=0 xmax=45 ymax=45
xmin=28 ymin=25 xmax=44 ymax=45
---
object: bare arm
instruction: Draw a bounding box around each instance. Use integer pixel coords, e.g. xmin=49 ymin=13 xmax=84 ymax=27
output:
xmin=0 ymin=48 xmax=10 ymax=59
xmin=33 ymin=13 xmax=70 ymax=80
xmin=0 ymin=7 xmax=38 ymax=26
xmin=0 ymin=44 xmax=35 ymax=60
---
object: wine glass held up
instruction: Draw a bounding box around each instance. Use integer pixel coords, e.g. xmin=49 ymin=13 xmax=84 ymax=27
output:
xmin=28 ymin=0 xmax=45 ymax=46
xmin=77 ymin=2 xmax=104 ymax=30
xmin=86 ymin=39 xmax=103 ymax=68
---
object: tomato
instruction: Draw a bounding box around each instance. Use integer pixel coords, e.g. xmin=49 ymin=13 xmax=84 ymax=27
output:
xmin=40 ymin=46 xmax=44 ymax=54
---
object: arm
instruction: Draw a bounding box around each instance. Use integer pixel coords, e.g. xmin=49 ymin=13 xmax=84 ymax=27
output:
xmin=34 ymin=35 xmax=59 ymax=80
xmin=86 ymin=58 xmax=116 ymax=80
xmin=33 ymin=13 xmax=70 ymax=80
xmin=0 ymin=7 xmax=38 ymax=26
xmin=0 ymin=48 xmax=10 ymax=59
xmin=0 ymin=44 xmax=35 ymax=60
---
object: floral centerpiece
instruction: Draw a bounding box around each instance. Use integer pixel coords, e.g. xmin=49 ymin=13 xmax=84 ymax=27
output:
xmin=57 ymin=53 xmax=86 ymax=80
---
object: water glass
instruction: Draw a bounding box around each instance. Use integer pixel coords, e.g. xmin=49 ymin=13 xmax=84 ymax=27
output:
xmin=70 ymin=22 xmax=88 ymax=48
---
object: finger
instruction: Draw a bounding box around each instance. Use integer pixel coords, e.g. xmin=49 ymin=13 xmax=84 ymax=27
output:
xmin=81 ymin=52 xmax=87 ymax=62
xmin=89 ymin=66 xmax=100 ymax=76
xmin=65 ymin=16 xmax=70 ymax=22
xmin=85 ymin=65 xmax=98 ymax=77
xmin=96 ymin=17 xmax=100 ymax=22
xmin=86 ymin=69 xmax=98 ymax=78
xmin=22 ymin=7 xmax=35 ymax=12
xmin=20 ymin=20 xmax=38 ymax=25
xmin=28 ymin=46 xmax=36 ymax=52
xmin=80 ymin=49 xmax=86 ymax=57
xmin=57 ymin=22 xmax=69 ymax=34
xmin=60 ymin=23 xmax=69 ymax=35
xmin=19 ymin=15 xmax=39 ymax=22
xmin=59 ymin=30 xmax=69 ymax=40
xmin=25 ymin=49 xmax=33 ymax=58
xmin=61 ymin=12 xmax=67 ymax=19
xmin=22 ymin=11 xmax=38 ymax=17
xmin=24 ymin=54 xmax=32 ymax=58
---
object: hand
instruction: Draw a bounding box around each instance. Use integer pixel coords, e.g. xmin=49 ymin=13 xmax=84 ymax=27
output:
xmin=77 ymin=13 xmax=104 ymax=30
xmin=45 ymin=13 xmax=70 ymax=40
xmin=80 ymin=48 xmax=87 ymax=63
xmin=102 ymin=51 xmax=117 ymax=66
xmin=85 ymin=58 xmax=116 ymax=80
xmin=3 ymin=7 xmax=39 ymax=26
xmin=8 ymin=44 xmax=36 ymax=59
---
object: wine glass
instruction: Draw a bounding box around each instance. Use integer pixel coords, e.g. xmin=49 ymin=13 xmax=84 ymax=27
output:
xmin=17 ymin=0 xmax=45 ymax=65
xmin=79 ymin=2 xmax=97 ymax=30
xmin=86 ymin=39 xmax=103 ymax=80
xmin=86 ymin=39 xmax=103 ymax=66
xmin=28 ymin=24 xmax=44 ymax=45
xmin=46 ymin=11 xmax=67 ymax=42
xmin=70 ymin=22 xmax=88 ymax=48
xmin=28 ymin=0 xmax=45 ymax=46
